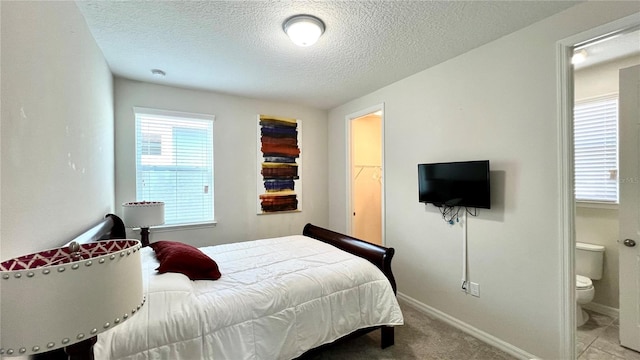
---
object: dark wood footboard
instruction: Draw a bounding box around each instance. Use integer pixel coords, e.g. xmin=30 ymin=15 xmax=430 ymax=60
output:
xmin=302 ymin=223 xmax=398 ymax=352
xmin=303 ymin=223 xmax=397 ymax=294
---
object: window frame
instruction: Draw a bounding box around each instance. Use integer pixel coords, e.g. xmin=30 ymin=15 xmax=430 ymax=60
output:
xmin=133 ymin=107 xmax=216 ymax=227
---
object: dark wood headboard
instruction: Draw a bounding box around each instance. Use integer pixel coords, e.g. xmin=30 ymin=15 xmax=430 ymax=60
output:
xmin=64 ymin=214 xmax=126 ymax=246
xmin=31 ymin=214 xmax=128 ymax=360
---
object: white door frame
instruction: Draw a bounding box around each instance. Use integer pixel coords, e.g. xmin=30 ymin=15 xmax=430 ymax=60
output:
xmin=345 ymin=103 xmax=386 ymax=245
xmin=557 ymin=13 xmax=640 ymax=360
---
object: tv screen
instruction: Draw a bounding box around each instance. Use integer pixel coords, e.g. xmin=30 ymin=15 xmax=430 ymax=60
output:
xmin=418 ymin=160 xmax=490 ymax=209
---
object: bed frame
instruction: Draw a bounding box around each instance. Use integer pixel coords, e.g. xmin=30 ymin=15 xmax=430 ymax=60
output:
xmin=298 ymin=223 xmax=397 ymax=358
xmin=33 ymin=215 xmax=397 ymax=360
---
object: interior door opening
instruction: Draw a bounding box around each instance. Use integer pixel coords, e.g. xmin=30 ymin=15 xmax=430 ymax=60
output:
xmin=569 ymin=24 xmax=640 ymax=354
xmin=347 ymin=106 xmax=384 ymax=246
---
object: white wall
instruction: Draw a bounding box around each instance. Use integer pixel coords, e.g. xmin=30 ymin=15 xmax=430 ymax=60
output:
xmin=1 ymin=1 xmax=114 ymax=260
xmin=328 ymin=2 xmax=639 ymax=359
xmin=114 ymin=78 xmax=328 ymax=247
xmin=1 ymin=1 xmax=114 ymax=352
xmin=574 ymin=55 xmax=640 ymax=310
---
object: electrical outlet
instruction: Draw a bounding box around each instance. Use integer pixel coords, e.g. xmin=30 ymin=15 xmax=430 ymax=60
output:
xmin=470 ymin=282 xmax=480 ymax=297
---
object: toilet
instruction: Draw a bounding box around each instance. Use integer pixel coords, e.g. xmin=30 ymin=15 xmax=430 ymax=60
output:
xmin=575 ymin=242 xmax=605 ymax=327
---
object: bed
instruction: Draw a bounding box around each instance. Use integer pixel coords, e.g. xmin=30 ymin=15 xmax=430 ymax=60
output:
xmin=36 ymin=214 xmax=403 ymax=360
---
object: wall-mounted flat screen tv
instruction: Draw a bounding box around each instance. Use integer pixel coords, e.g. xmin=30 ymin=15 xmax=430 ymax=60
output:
xmin=418 ymin=160 xmax=490 ymax=209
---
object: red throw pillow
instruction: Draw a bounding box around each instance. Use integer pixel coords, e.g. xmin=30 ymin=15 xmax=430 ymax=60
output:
xmin=149 ymin=241 xmax=221 ymax=280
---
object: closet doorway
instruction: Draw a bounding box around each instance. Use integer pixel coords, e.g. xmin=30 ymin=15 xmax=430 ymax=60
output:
xmin=347 ymin=105 xmax=384 ymax=245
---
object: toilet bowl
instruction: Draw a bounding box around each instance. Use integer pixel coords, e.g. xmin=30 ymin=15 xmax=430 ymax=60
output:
xmin=576 ymin=274 xmax=594 ymax=326
xmin=575 ymin=242 xmax=604 ymax=327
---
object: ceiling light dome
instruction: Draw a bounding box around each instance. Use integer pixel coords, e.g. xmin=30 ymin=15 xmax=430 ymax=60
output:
xmin=283 ymin=15 xmax=325 ymax=47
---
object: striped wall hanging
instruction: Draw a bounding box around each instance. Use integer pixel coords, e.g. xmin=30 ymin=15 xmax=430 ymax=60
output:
xmin=256 ymin=115 xmax=302 ymax=214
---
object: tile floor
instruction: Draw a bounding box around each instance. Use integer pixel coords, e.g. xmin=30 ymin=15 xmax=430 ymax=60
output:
xmin=577 ymin=309 xmax=640 ymax=359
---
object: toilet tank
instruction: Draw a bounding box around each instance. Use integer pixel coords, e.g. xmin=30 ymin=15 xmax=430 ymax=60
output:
xmin=576 ymin=242 xmax=605 ymax=280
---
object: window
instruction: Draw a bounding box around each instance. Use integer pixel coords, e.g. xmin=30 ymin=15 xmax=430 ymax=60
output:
xmin=134 ymin=107 xmax=214 ymax=225
xmin=573 ymin=94 xmax=618 ymax=203
xmin=141 ymin=133 xmax=162 ymax=156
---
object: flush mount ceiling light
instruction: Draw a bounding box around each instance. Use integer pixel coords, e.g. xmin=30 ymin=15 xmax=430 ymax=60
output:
xmin=283 ymin=15 xmax=325 ymax=47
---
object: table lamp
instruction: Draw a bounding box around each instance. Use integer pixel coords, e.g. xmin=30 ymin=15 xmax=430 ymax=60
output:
xmin=122 ymin=201 xmax=165 ymax=247
xmin=0 ymin=239 xmax=144 ymax=358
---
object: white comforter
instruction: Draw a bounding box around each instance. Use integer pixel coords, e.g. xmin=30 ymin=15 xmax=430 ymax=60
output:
xmin=95 ymin=235 xmax=404 ymax=360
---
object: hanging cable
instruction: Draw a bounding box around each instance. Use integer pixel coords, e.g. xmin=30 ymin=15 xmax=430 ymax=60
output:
xmin=438 ymin=205 xmax=480 ymax=224
xmin=439 ymin=205 xmax=462 ymax=224
xmin=461 ymin=210 xmax=468 ymax=292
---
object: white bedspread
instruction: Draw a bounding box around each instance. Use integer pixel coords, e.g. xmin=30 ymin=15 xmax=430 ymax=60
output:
xmin=94 ymin=235 xmax=403 ymax=360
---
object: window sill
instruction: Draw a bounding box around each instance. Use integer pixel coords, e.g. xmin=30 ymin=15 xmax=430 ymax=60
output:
xmin=576 ymin=201 xmax=618 ymax=210
xmin=145 ymin=221 xmax=218 ymax=233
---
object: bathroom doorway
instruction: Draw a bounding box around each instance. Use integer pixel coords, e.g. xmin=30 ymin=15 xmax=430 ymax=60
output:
xmin=561 ymin=17 xmax=640 ymax=357
xmin=572 ymin=30 xmax=638 ymax=312
xmin=346 ymin=105 xmax=384 ymax=246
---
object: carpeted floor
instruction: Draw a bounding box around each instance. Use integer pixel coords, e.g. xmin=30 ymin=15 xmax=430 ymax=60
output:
xmin=302 ymin=300 xmax=517 ymax=360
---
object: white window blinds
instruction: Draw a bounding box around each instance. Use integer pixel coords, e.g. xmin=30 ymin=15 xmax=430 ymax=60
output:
xmin=134 ymin=108 xmax=215 ymax=225
xmin=573 ymin=95 xmax=618 ymax=203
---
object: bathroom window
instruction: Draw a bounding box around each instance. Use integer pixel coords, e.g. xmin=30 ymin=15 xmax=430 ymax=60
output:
xmin=573 ymin=94 xmax=618 ymax=204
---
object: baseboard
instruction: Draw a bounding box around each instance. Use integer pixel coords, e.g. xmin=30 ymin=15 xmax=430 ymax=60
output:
xmin=582 ymin=302 xmax=619 ymax=319
xmin=397 ymin=292 xmax=538 ymax=360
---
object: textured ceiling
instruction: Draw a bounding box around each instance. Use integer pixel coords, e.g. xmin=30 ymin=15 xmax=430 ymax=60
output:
xmin=75 ymin=1 xmax=582 ymax=110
